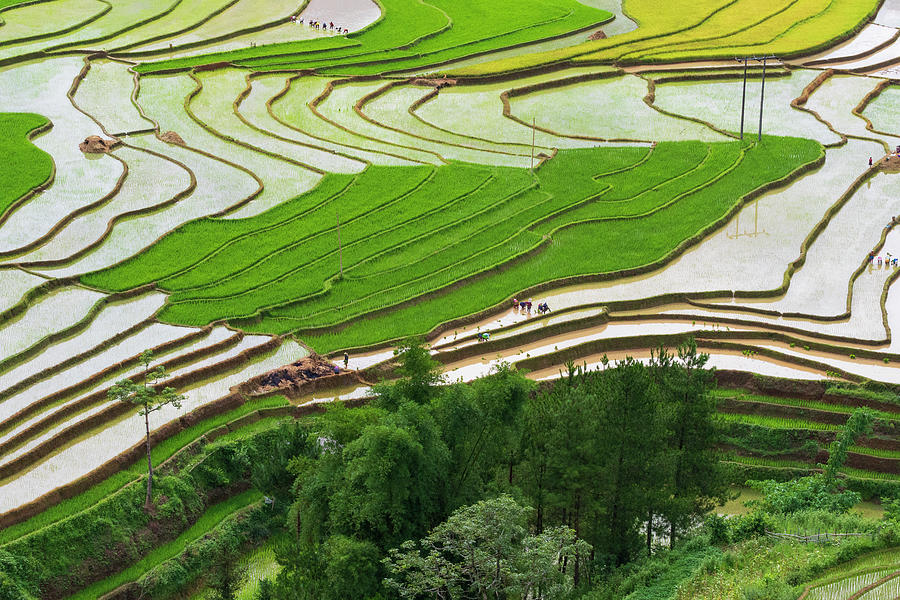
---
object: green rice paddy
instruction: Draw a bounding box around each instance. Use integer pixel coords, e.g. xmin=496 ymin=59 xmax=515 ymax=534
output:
xmin=0 ymin=113 xmax=52 ymax=218
xmin=82 ymin=137 xmax=821 ymax=350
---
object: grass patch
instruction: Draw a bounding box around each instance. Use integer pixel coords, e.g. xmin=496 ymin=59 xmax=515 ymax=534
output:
xmin=0 ymin=113 xmax=53 ymax=219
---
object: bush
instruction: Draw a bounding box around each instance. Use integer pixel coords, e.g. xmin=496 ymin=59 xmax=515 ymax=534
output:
xmin=729 ymin=513 xmax=771 ymax=541
xmin=747 ymin=475 xmax=861 ymax=515
xmin=704 ymin=514 xmax=730 ymax=545
xmin=741 ymin=577 xmax=795 ymax=600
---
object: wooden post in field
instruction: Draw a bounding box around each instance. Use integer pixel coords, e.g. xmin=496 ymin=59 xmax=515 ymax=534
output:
xmin=531 ymin=116 xmax=536 ymax=172
xmin=736 ymin=57 xmax=748 ymax=140
xmin=758 ymin=56 xmax=767 ymax=142
xmin=337 ymin=211 xmax=343 ymax=277
xmin=755 ymin=55 xmax=775 ymax=142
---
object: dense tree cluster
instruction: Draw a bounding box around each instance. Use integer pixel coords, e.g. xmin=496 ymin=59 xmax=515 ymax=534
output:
xmin=256 ymin=340 xmax=727 ymax=599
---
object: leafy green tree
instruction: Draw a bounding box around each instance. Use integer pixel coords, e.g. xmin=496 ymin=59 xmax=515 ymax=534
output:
xmin=331 ymin=403 xmax=451 ymax=549
xmin=384 ymin=495 xmax=590 ymax=600
xmin=256 ymin=579 xmax=274 ymax=600
xmin=449 ymin=363 xmax=532 ymax=500
xmin=272 ymin=535 xmax=382 ymax=600
xmin=287 ymin=402 xmax=451 ymax=576
xmin=375 ymin=338 xmax=444 ymax=409
xmin=321 ymin=535 xmax=383 ymax=600
xmin=207 ymin=551 xmax=243 ymax=600
xmin=107 ymin=349 xmax=185 ymax=508
xmin=823 ymin=408 xmax=875 ymax=484
xmin=883 ymin=496 xmax=900 ymax=524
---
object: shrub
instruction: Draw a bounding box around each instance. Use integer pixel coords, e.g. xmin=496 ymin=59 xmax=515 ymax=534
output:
xmin=704 ymin=514 xmax=730 ymax=545
xmin=741 ymin=577 xmax=795 ymax=600
xmin=747 ymin=475 xmax=861 ymax=515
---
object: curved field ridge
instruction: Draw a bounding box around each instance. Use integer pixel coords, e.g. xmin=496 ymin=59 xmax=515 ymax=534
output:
xmin=133 ymin=0 xmax=614 ymax=75
xmin=454 ymin=0 xmax=880 ymax=75
xmin=0 ymin=112 xmax=54 ymax=219
xmin=81 ymin=136 xmax=823 ymax=351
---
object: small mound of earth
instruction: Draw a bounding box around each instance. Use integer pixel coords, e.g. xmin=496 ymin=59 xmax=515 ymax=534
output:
xmin=881 ymin=154 xmax=900 ymax=173
xmin=159 ymin=131 xmax=186 ymax=146
xmin=79 ymin=135 xmax=118 ymax=154
xmin=588 ymin=30 xmax=607 ymax=41
xmin=254 ymin=354 xmax=340 ymax=394
xmin=412 ymin=77 xmax=457 ymax=89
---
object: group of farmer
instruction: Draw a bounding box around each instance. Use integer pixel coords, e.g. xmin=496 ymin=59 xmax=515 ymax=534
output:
xmin=511 ymin=298 xmax=551 ymax=314
xmin=868 ymin=249 xmax=898 ymax=268
xmin=291 ymin=15 xmax=349 ymax=34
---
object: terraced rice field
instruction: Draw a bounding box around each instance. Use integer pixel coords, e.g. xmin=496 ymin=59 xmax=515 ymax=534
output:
xmin=1 ymin=1 xmax=900 ymax=595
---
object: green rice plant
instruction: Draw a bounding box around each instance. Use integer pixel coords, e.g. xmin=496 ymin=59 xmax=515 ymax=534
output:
xmin=850 ymin=446 xmax=900 ymax=460
xmin=191 ymin=539 xmax=282 ymax=600
xmin=136 ymin=0 xmax=612 ymax=75
xmin=0 ymin=113 xmax=53 ymax=219
xmin=264 ymin=143 xmax=742 ymax=327
xmin=166 ymin=163 xmax=488 ymax=296
xmin=245 ymin=0 xmax=610 ymax=76
xmin=0 ymin=395 xmax=289 ymax=546
xmin=710 ymin=389 xmax=900 ymax=420
xmin=808 ymin=548 xmax=900 ymax=587
xmin=67 ymin=489 xmax=263 ymax=600
xmin=717 ymin=412 xmax=842 ymax=432
xmin=719 ymin=453 xmax=813 ymax=470
xmin=840 ymin=467 xmax=900 ymax=482
xmin=451 ymin=0 xmax=876 ymax=76
xmin=291 ymin=137 xmax=820 ymax=348
xmin=643 ymin=0 xmax=880 ymax=62
xmin=453 ymin=0 xmax=731 ymax=76
xmin=83 ymin=136 xmax=820 ymax=350
xmin=81 ymin=172 xmax=362 ymax=291
xmin=803 ymin=569 xmax=896 ymax=600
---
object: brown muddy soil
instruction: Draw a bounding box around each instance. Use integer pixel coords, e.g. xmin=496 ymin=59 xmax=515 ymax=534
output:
xmin=79 ymin=135 xmax=119 ymax=154
xmin=159 ymin=130 xmax=186 ymax=145
xmin=252 ymin=355 xmax=340 ymax=392
xmin=881 ymin=154 xmax=900 ymax=173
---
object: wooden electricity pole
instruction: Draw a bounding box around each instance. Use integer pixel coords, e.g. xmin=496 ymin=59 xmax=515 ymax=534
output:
xmin=736 ymin=57 xmax=748 ymax=139
xmin=758 ymin=57 xmax=767 ymax=141
xmin=756 ymin=55 xmax=776 ymax=142
xmin=531 ymin=116 xmax=536 ymax=172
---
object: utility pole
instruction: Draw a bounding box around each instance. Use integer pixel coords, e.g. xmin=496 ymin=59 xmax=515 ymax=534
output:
xmin=336 ymin=211 xmax=343 ymax=277
xmin=736 ymin=57 xmax=748 ymax=139
xmin=756 ymin=55 xmax=776 ymax=142
xmin=531 ymin=116 xmax=536 ymax=172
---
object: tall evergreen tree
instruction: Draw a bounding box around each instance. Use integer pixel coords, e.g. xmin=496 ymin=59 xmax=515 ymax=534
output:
xmin=651 ymin=341 xmax=728 ymax=548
